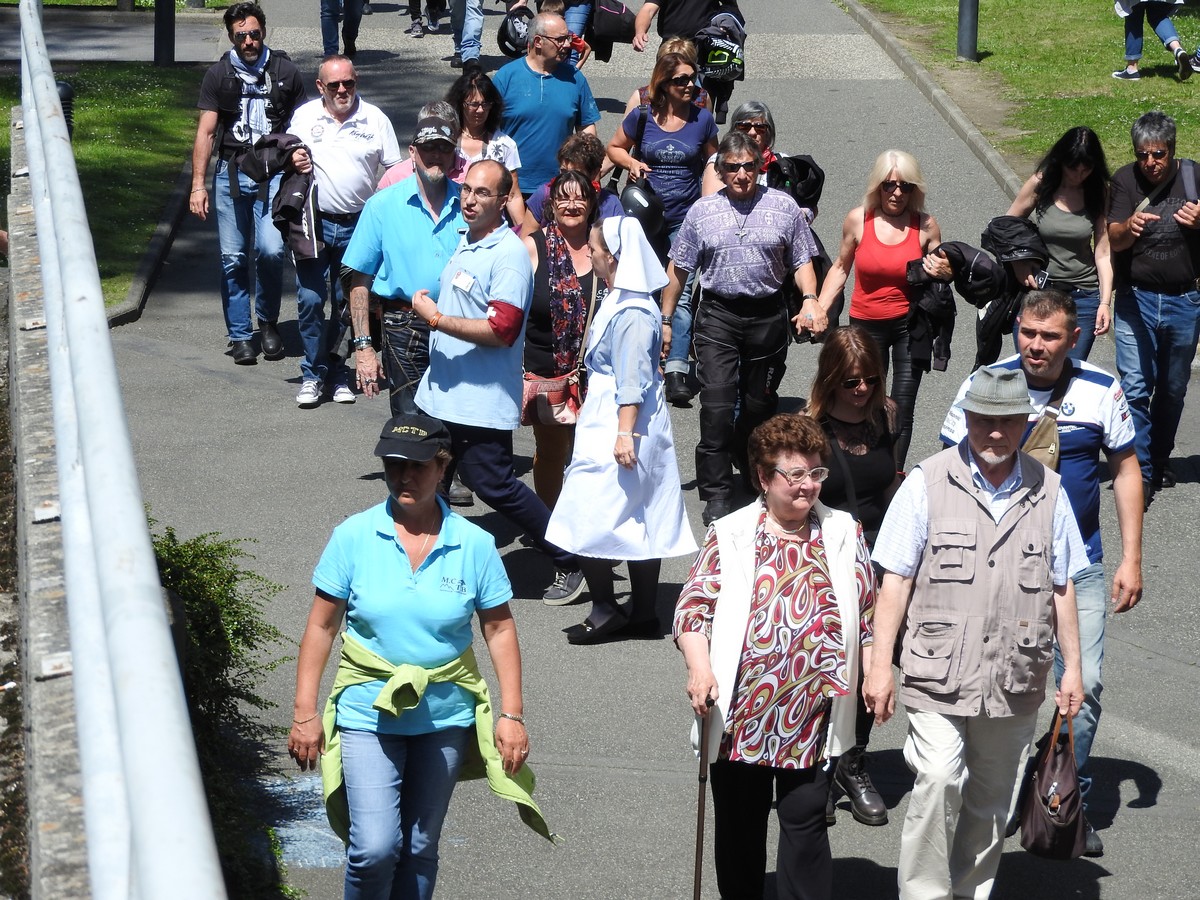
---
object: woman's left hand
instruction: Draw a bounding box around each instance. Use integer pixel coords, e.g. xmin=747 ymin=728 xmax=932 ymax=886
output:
xmin=1095 ymin=303 xmax=1112 ymax=336
xmin=614 ymin=434 xmax=637 ymax=469
xmin=495 ymin=717 xmax=529 ymax=775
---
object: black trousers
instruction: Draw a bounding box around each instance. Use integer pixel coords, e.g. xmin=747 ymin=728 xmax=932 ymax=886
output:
xmin=710 ymin=759 xmax=831 ymax=900
xmin=693 ymin=294 xmax=789 ymax=502
xmin=849 ymin=314 xmax=923 ymax=469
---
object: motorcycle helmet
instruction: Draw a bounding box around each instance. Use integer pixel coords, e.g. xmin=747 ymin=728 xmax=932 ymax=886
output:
xmin=498 ymin=6 xmax=535 ymax=58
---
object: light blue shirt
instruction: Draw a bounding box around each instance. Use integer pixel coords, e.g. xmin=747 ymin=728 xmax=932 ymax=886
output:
xmin=872 ymin=441 xmax=1087 ymax=586
xmin=415 ymin=224 xmax=533 ymax=429
xmin=313 ymin=497 xmax=512 ymax=735
xmin=342 ymin=175 xmax=466 ymax=301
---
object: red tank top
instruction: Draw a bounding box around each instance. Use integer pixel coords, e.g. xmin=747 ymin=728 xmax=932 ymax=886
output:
xmin=849 ymin=209 xmax=921 ymax=320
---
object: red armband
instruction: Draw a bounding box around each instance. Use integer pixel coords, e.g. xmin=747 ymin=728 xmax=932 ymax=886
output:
xmin=486 ymin=301 xmax=524 ymax=346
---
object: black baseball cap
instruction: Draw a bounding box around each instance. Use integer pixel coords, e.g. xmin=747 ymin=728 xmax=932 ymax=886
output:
xmin=374 ymin=414 xmax=451 ymax=461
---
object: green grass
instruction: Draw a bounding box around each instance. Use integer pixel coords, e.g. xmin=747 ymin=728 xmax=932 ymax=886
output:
xmin=0 ymin=0 xmax=226 ymax=9
xmin=0 ymin=63 xmax=203 ymax=304
xmin=858 ymin=0 xmax=1200 ymax=174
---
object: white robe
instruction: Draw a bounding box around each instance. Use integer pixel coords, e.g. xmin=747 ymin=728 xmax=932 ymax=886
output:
xmin=546 ymin=289 xmax=697 ymax=560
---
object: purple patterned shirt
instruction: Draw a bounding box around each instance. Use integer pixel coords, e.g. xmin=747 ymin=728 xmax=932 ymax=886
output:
xmin=670 ymin=186 xmax=818 ymax=299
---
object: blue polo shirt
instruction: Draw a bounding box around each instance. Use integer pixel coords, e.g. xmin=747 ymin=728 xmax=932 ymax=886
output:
xmin=415 ymin=224 xmax=533 ymax=430
xmin=313 ymin=497 xmax=512 ymax=735
xmin=493 ymin=58 xmax=601 ymax=194
xmin=342 ymin=175 xmax=466 ymax=301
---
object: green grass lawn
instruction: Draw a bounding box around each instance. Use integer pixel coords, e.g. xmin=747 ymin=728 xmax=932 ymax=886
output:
xmin=858 ymin=0 xmax=1200 ymax=176
xmin=1 ymin=63 xmax=203 ymax=304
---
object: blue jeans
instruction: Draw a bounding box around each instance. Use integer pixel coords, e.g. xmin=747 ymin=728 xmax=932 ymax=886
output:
xmin=213 ymin=161 xmax=285 ymax=342
xmin=1113 ymin=284 xmax=1200 ymax=480
xmin=341 ymin=726 xmax=470 ymax=900
xmin=321 ymin=0 xmax=364 ymax=55
xmin=664 ymin=220 xmax=698 ymax=376
xmin=1123 ymin=2 xmax=1180 ymax=60
xmin=296 ymin=216 xmax=356 ymax=382
xmin=382 ymin=308 xmax=431 ymax=417
xmin=451 ymin=0 xmax=483 ymax=61
xmin=1053 ymin=562 xmax=1105 ymax=807
xmin=563 ymin=3 xmax=591 ymax=66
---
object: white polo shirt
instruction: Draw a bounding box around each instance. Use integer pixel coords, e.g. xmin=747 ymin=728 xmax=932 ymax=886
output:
xmin=287 ymin=96 xmax=403 ymax=215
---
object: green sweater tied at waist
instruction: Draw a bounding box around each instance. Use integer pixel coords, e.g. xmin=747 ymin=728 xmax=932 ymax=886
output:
xmin=320 ymin=633 xmax=557 ymax=845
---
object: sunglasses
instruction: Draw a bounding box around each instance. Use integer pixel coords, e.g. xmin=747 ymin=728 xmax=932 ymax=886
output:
xmin=1135 ymin=148 xmax=1168 ymax=161
xmin=667 ymin=74 xmax=696 ymax=87
xmin=735 ymin=121 xmax=769 ymax=133
xmin=719 ymin=160 xmax=757 ymax=174
xmin=322 ymin=79 xmax=357 ymax=92
xmin=233 ymin=29 xmax=263 ymax=43
xmin=774 ymin=466 xmax=831 ymax=486
xmin=841 ymin=375 xmax=882 ymax=389
xmin=881 ymin=180 xmax=916 ymax=194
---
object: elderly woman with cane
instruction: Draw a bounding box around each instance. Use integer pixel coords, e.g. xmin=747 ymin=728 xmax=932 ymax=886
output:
xmin=546 ymin=215 xmax=696 ymax=644
xmin=288 ymin=413 xmax=552 ymax=899
xmin=673 ymin=413 xmax=876 ymax=900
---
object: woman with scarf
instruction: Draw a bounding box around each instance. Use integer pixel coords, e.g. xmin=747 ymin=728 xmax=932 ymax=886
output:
xmin=546 ymin=216 xmax=697 ymax=644
xmin=520 ymin=171 xmax=602 ymax=513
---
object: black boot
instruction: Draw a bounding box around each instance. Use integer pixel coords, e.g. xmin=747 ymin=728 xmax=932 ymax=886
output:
xmin=826 ymin=770 xmax=837 ymax=826
xmin=834 ymin=745 xmax=887 ymax=826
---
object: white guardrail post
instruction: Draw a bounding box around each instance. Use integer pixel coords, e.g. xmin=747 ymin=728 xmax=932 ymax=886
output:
xmin=18 ymin=1 xmax=229 ymax=896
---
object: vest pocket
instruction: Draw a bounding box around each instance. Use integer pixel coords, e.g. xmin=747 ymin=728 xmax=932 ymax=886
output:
xmin=901 ymin=619 xmax=964 ymax=693
xmin=1003 ymin=617 xmax=1054 ymax=694
xmin=1016 ymin=529 xmax=1051 ymax=593
xmin=928 ymin=522 xmax=977 ymax=582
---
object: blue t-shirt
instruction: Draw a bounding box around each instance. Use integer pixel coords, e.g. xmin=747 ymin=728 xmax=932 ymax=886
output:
xmin=621 ymin=105 xmax=717 ymax=228
xmin=940 ymin=354 xmax=1136 ymax=565
xmin=342 ymin=175 xmax=466 ymax=301
xmin=493 ymin=58 xmax=601 ymax=194
xmin=415 ymin=224 xmax=534 ymax=429
xmin=313 ymin=498 xmax=512 ymax=735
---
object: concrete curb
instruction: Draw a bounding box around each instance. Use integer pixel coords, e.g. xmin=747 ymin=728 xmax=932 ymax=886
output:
xmin=837 ymin=0 xmax=1024 ymax=201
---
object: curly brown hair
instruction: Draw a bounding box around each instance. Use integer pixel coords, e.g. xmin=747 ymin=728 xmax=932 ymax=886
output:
xmin=747 ymin=414 xmax=830 ymax=496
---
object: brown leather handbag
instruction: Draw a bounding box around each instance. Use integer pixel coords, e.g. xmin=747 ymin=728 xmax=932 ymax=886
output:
xmin=1019 ymin=710 xmax=1088 ymax=860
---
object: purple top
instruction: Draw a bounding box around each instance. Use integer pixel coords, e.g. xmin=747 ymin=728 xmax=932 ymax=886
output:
xmin=621 ymin=105 xmax=718 ymax=228
xmin=671 ymin=186 xmax=817 ymax=298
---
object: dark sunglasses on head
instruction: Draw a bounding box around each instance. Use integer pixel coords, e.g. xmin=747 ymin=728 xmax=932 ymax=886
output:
xmin=719 ymin=160 xmax=757 ymax=174
xmin=323 ymin=79 xmax=357 ymax=91
xmin=735 ymin=121 xmax=769 ymax=133
xmin=841 ymin=375 xmax=882 ymax=389
xmin=881 ymin=180 xmax=916 ymax=194
xmin=234 ymin=29 xmax=263 ymax=42
xmin=1135 ymin=148 xmax=1168 ymax=161
xmin=667 ymin=74 xmax=696 ymax=87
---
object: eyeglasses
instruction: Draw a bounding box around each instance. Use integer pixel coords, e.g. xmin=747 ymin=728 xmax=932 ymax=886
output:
xmin=881 ymin=180 xmax=916 ymax=194
xmin=719 ymin=160 xmax=757 ymax=174
xmin=1135 ymin=148 xmax=1169 ymax=161
xmin=735 ymin=121 xmax=769 ymax=133
xmin=322 ymin=79 xmax=356 ymax=92
xmin=667 ymin=74 xmax=696 ymax=87
xmin=233 ymin=29 xmax=263 ymax=43
xmin=554 ymin=197 xmax=588 ymax=210
xmin=463 ymin=100 xmax=493 ymax=109
xmin=841 ymin=375 xmax=882 ymax=389
xmin=774 ymin=466 xmax=831 ymax=486
xmin=539 ymin=33 xmax=572 ymax=45
xmin=460 ymin=184 xmax=499 ymax=200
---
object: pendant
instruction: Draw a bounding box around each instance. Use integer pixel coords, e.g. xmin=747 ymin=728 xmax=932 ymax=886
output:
xmin=735 ymin=229 xmax=748 ymax=241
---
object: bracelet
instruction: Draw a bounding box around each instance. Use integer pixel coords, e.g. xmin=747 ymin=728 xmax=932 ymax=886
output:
xmin=428 ymin=312 xmax=443 ymax=330
xmin=802 ymin=293 xmax=818 ymax=300
xmin=351 ymin=335 xmax=373 ymax=350
xmin=661 ymin=315 xmax=673 ymax=325
xmin=498 ymin=712 xmax=525 ymax=725
xmin=616 ymin=431 xmax=634 ymax=437
xmin=293 ymin=713 xmax=319 ymax=725
xmin=191 ymin=188 xmax=206 ymax=194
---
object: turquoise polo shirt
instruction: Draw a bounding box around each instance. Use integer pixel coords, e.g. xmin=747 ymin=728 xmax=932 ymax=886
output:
xmin=415 ymin=224 xmax=533 ymax=430
xmin=313 ymin=497 xmax=512 ymax=735
xmin=342 ymin=175 xmax=466 ymax=301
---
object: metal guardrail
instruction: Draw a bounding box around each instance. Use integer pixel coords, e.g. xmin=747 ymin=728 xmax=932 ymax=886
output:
xmin=18 ymin=1 xmax=228 ymax=897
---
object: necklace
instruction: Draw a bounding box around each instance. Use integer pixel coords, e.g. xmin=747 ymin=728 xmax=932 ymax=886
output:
xmin=398 ymin=510 xmax=439 ymax=569
xmin=767 ymin=511 xmax=809 ymax=536
xmin=733 ymin=196 xmax=756 ymax=241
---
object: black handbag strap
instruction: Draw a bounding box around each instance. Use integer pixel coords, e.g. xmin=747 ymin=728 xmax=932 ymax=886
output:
xmin=821 ymin=417 xmax=861 ymax=522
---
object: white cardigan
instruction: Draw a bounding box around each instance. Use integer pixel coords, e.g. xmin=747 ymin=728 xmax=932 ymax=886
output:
xmin=691 ymin=499 xmax=868 ymax=765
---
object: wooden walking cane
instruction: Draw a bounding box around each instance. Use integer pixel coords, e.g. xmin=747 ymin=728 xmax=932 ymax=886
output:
xmin=694 ymin=697 xmax=714 ymax=900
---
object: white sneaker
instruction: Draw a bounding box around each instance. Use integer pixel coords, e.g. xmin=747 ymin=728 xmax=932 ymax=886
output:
xmin=296 ymin=380 xmax=322 ymax=408
xmin=331 ymin=382 xmax=356 ymax=404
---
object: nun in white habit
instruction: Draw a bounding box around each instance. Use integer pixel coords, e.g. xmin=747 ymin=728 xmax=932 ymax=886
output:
xmin=547 ymin=216 xmax=698 ymax=645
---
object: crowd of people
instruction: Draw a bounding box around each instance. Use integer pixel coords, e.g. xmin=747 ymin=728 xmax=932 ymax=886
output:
xmin=184 ymin=3 xmax=1196 ymax=897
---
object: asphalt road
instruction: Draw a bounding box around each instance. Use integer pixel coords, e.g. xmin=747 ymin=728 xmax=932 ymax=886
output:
xmin=88 ymin=0 xmax=1200 ymax=896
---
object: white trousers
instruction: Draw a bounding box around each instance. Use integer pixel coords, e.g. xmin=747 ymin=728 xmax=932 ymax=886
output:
xmin=899 ymin=707 xmax=1039 ymax=900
